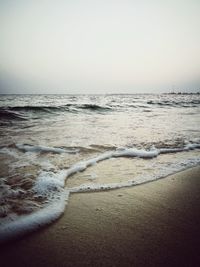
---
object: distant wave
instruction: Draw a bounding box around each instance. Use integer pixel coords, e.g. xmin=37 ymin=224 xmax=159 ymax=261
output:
xmin=147 ymin=100 xmax=200 ymax=107
xmin=0 ymin=97 xmax=199 ymax=122
xmin=4 ymin=106 xmax=65 ymax=112
xmin=0 ymin=109 xmax=27 ymax=121
xmin=78 ymin=104 xmax=112 ymax=111
xmin=0 ymin=104 xmax=112 ymax=117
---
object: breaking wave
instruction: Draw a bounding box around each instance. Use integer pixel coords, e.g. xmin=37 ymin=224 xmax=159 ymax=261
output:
xmin=0 ymin=109 xmax=27 ymax=121
xmin=0 ymin=104 xmax=112 ymax=119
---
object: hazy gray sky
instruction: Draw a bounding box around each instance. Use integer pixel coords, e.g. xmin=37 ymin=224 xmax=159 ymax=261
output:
xmin=0 ymin=0 xmax=200 ymax=94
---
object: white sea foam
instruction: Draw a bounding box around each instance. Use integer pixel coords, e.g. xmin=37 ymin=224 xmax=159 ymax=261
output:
xmin=0 ymin=143 xmax=200 ymax=244
xmin=32 ymin=171 xmax=65 ymax=197
xmin=16 ymin=144 xmax=79 ymax=154
xmin=113 ymin=148 xmax=159 ymax=158
xmin=159 ymin=143 xmax=200 ymax=154
xmin=0 ymin=189 xmax=69 ymax=244
xmin=7 ymin=142 xmax=200 ymax=159
xmin=69 ymin=156 xmax=200 ymax=193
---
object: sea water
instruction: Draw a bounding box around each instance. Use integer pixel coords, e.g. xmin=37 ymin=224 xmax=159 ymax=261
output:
xmin=0 ymin=93 xmax=200 ymax=243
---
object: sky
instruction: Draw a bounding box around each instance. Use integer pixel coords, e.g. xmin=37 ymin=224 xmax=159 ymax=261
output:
xmin=0 ymin=0 xmax=200 ymax=94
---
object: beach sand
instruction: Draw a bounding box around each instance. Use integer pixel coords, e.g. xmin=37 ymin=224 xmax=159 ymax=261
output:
xmin=1 ymin=166 xmax=200 ymax=267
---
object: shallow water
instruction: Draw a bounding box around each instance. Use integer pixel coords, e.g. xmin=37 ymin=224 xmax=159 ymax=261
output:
xmin=0 ymin=94 xmax=200 ymax=243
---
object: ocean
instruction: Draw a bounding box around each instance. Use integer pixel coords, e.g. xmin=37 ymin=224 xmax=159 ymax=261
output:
xmin=0 ymin=93 xmax=200 ymax=243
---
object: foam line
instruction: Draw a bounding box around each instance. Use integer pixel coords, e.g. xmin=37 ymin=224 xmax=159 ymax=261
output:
xmin=0 ymin=143 xmax=199 ymax=244
xmin=69 ymin=157 xmax=200 ymax=194
xmin=0 ymin=189 xmax=69 ymax=244
xmin=16 ymin=144 xmax=79 ymax=154
xmin=33 ymin=143 xmax=200 ymax=181
xmin=159 ymin=143 xmax=200 ymax=154
xmin=113 ymin=148 xmax=159 ymax=158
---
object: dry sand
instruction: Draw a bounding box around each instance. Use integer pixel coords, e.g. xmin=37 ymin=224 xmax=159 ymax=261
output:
xmin=1 ymin=166 xmax=200 ymax=267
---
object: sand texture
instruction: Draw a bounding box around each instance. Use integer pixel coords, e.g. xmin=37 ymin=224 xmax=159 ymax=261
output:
xmin=1 ymin=166 xmax=200 ymax=267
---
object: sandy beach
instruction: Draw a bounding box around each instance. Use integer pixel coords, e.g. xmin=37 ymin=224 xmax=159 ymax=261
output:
xmin=1 ymin=1 xmax=200 ymax=266
xmin=1 ymin=166 xmax=200 ymax=267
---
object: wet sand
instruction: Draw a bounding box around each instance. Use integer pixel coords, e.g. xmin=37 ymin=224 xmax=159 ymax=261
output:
xmin=1 ymin=166 xmax=200 ymax=267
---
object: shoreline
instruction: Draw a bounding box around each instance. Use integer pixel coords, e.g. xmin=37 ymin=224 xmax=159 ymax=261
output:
xmin=1 ymin=165 xmax=200 ymax=267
